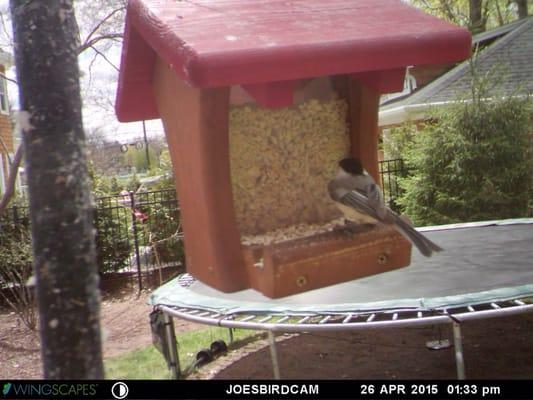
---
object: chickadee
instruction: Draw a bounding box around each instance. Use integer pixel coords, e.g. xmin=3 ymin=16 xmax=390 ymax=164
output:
xmin=328 ymin=157 xmax=443 ymax=257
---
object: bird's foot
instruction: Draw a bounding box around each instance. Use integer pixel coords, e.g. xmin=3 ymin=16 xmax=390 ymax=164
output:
xmin=334 ymin=220 xmax=374 ymax=237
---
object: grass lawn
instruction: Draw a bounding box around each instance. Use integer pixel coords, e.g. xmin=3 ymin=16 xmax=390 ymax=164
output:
xmin=105 ymin=327 xmax=260 ymax=379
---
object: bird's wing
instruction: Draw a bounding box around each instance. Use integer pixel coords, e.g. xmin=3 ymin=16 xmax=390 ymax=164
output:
xmin=339 ymin=190 xmax=385 ymax=223
xmin=366 ymin=183 xmax=388 ymax=220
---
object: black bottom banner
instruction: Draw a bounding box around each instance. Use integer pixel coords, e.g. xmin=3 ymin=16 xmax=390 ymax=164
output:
xmin=1 ymin=380 xmax=532 ymax=399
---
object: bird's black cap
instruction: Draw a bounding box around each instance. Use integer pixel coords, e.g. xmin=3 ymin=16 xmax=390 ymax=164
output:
xmin=339 ymin=157 xmax=364 ymax=175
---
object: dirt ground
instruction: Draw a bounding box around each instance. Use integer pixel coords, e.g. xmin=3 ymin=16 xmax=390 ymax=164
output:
xmin=193 ymin=313 xmax=533 ymax=380
xmin=0 ymin=282 xmax=201 ymax=379
xmin=2 ymin=282 xmax=533 ymax=380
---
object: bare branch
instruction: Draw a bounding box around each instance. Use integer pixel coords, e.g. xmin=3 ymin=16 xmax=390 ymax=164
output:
xmin=0 ymin=11 xmax=13 ymax=48
xmin=438 ymin=0 xmax=460 ymax=24
xmin=80 ymin=6 xmax=125 ymax=51
xmin=77 ymin=32 xmax=123 ymax=54
xmin=0 ymin=135 xmax=12 ymax=164
xmin=0 ymin=4 xmax=125 ymax=217
xmin=0 ymin=72 xmax=17 ymax=85
xmin=0 ymin=144 xmax=23 ymax=214
xmin=90 ymin=45 xmax=119 ymax=72
xmin=494 ymin=0 xmax=505 ymax=25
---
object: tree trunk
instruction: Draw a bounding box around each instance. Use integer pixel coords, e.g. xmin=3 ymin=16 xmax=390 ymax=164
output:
xmin=10 ymin=0 xmax=104 ymax=379
xmin=514 ymin=0 xmax=528 ymax=19
xmin=469 ymin=0 xmax=486 ymax=34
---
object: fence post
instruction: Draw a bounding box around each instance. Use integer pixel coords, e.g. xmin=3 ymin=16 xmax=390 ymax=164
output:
xmin=130 ymin=191 xmax=143 ymax=292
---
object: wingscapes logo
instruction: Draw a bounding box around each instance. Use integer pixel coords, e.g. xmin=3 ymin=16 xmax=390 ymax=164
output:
xmin=2 ymin=383 xmax=12 ymax=396
xmin=1 ymin=383 xmax=98 ymax=398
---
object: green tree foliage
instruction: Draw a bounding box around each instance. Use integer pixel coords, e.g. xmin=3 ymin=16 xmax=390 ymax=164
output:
xmin=126 ymin=172 xmax=141 ymax=192
xmin=147 ymin=148 xmax=176 ymax=191
xmin=410 ymin=0 xmax=529 ymax=32
xmin=383 ymin=124 xmax=418 ymax=160
xmin=123 ymin=146 xmax=159 ymax=173
xmin=397 ymin=86 xmax=532 ymax=226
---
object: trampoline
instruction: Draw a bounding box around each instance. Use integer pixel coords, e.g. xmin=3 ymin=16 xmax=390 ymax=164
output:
xmin=149 ymin=219 xmax=533 ymax=379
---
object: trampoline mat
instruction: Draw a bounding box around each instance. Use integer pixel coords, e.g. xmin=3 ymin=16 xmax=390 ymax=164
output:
xmin=149 ymin=219 xmax=533 ymax=314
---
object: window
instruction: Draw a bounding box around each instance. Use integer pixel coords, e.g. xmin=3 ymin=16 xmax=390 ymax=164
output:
xmin=0 ymin=75 xmax=9 ymax=114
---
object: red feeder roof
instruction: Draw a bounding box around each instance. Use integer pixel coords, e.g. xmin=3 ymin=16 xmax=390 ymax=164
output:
xmin=116 ymin=0 xmax=471 ymax=122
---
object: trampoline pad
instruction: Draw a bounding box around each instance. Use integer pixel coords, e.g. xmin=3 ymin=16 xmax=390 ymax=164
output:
xmin=149 ymin=219 xmax=533 ymax=314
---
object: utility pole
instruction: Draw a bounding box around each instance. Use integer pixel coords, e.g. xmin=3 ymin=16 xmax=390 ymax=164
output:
xmin=10 ymin=0 xmax=104 ymax=378
xmin=142 ymin=120 xmax=151 ymax=169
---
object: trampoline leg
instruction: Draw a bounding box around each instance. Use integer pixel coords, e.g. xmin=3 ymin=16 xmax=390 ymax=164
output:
xmin=452 ymin=321 xmax=466 ymax=380
xmin=228 ymin=328 xmax=234 ymax=344
xmin=267 ymin=331 xmax=281 ymax=380
xmin=163 ymin=313 xmax=181 ymax=379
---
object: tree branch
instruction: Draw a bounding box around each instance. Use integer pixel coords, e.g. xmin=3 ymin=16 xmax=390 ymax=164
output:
xmin=0 ymin=72 xmax=18 ymax=85
xmin=80 ymin=6 xmax=125 ymax=51
xmin=0 ymin=135 xmax=12 ymax=164
xmin=0 ymin=4 xmax=124 ymax=216
xmin=77 ymin=32 xmax=123 ymax=54
xmin=0 ymin=143 xmax=23 ymax=214
xmin=90 ymin=45 xmax=119 ymax=72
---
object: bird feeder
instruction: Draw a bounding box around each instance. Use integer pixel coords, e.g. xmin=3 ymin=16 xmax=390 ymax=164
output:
xmin=116 ymin=0 xmax=470 ymax=297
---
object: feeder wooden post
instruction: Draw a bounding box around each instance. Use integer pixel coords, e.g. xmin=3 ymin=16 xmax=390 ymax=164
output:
xmin=348 ymin=77 xmax=381 ymax=184
xmin=153 ymin=57 xmax=248 ymax=292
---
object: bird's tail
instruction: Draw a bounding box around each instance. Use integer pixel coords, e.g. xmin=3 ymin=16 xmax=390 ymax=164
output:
xmin=390 ymin=215 xmax=443 ymax=257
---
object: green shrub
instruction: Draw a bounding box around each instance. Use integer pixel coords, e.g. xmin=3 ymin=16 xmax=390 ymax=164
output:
xmin=136 ymin=200 xmax=184 ymax=267
xmin=0 ymin=217 xmax=36 ymax=330
xmin=398 ymin=95 xmax=531 ymax=226
xmin=94 ymin=205 xmax=132 ymax=273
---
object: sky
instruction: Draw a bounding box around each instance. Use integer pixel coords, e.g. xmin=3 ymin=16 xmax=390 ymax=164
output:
xmin=0 ymin=0 xmax=164 ymax=145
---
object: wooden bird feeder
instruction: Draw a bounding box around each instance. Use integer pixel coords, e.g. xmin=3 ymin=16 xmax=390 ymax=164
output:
xmin=115 ymin=0 xmax=470 ymax=298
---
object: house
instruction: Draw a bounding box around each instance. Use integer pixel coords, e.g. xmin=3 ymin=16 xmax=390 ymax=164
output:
xmin=0 ymin=48 xmax=13 ymax=195
xmin=379 ymin=16 xmax=533 ymax=130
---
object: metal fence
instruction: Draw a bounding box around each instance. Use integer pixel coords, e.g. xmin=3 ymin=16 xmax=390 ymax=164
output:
xmin=2 ymin=162 xmax=409 ymax=290
xmin=1 ymin=189 xmax=183 ymax=291
xmin=379 ymin=158 xmax=411 ymax=213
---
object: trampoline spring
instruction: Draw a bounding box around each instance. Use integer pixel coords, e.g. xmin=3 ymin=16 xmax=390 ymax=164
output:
xmin=392 ymin=313 xmax=399 ymax=320
xmin=417 ymin=312 xmax=423 ymax=318
xmin=342 ymin=314 xmax=353 ymax=324
xmin=366 ymin=314 xmax=376 ymax=322
xmin=297 ymin=316 xmax=311 ymax=324
xmin=259 ymin=316 xmax=274 ymax=324
xmin=277 ymin=316 xmax=290 ymax=324
xmin=467 ymin=306 xmax=475 ymax=312
xmin=319 ymin=316 xmax=332 ymax=324
xmin=490 ymin=303 xmax=501 ymax=309
xmin=240 ymin=315 xmax=257 ymax=322
xmin=187 ymin=310 xmax=201 ymax=315
xmin=514 ymin=300 xmax=526 ymax=306
xmin=197 ymin=312 xmax=211 ymax=317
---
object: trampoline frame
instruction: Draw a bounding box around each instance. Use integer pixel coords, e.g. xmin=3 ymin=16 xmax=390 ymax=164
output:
xmin=155 ymin=295 xmax=533 ymax=379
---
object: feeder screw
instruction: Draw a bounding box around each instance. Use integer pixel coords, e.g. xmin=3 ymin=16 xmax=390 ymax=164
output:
xmin=296 ymin=275 xmax=308 ymax=287
xmin=377 ymin=253 xmax=389 ymax=265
